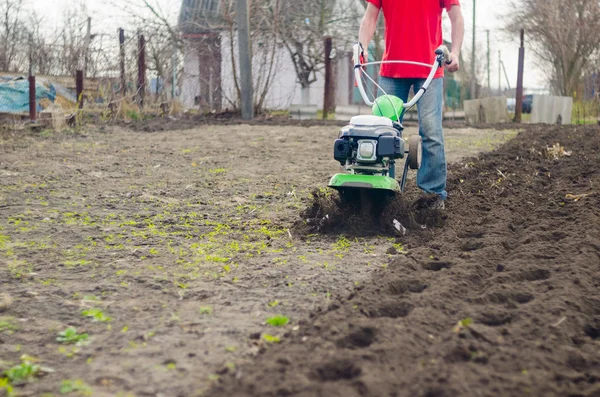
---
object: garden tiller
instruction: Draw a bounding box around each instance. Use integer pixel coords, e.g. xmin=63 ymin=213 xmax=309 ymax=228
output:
xmin=328 ymin=43 xmax=450 ymax=198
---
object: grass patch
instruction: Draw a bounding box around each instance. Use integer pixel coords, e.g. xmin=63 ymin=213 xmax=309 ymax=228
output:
xmin=0 ymin=317 xmax=17 ymax=334
xmin=266 ymin=315 xmax=289 ymax=327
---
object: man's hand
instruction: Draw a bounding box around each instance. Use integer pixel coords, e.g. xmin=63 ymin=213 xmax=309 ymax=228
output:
xmin=445 ymin=52 xmax=460 ymax=73
xmin=447 ymin=5 xmax=464 ymax=73
xmin=352 ymin=42 xmax=371 ymax=66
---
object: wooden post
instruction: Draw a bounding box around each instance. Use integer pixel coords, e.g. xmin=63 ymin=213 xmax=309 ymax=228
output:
xmin=119 ymin=28 xmax=126 ymax=97
xmin=470 ymin=0 xmax=477 ymax=99
xmin=514 ymin=29 xmax=525 ymax=123
xmin=28 ymin=75 xmax=36 ymax=122
xmin=138 ymin=34 xmax=146 ymax=108
xmin=323 ymin=36 xmax=335 ymax=120
xmin=76 ymin=70 xmax=84 ymax=109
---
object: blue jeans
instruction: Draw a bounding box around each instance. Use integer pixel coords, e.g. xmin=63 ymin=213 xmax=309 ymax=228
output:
xmin=379 ymin=77 xmax=447 ymax=200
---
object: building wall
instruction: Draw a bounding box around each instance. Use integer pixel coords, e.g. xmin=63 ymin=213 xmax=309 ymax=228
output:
xmin=219 ymin=34 xmax=326 ymax=110
xmin=181 ymin=34 xmax=222 ymax=111
xmin=182 ymin=34 xmax=360 ymax=111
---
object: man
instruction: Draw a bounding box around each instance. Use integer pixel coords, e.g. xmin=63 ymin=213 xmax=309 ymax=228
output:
xmin=359 ymin=0 xmax=464 ymax=209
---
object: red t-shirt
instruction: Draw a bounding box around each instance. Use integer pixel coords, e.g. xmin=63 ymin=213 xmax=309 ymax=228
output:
xmin=366 ymin=0 xmax=460 ymax=79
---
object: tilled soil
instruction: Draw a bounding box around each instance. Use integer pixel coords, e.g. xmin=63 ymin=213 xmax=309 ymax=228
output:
xmin=206 ymin=124 xmax=600 ymax=397
xmin=0 ymin=123 xmax=514 ymax=397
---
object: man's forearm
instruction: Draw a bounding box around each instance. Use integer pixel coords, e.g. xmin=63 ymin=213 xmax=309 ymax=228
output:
xmin=358 ymin=4 xmax=380 ymax=57
xmin=449 ymin=7 xmax=465 ymax=55
xmin=359 ymin=16 xmax=377 ymax=51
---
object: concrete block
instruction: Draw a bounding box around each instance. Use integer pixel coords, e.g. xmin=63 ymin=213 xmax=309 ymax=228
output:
xmin=289 ymin=104 xmax=318 ymax=120
xmin=39 ymin=105 xmax=67 ymax=131
xmin=464 ymin=97 xmax=509 ymax=124
xmin=531 ymin=96 xmax=572 ymax=125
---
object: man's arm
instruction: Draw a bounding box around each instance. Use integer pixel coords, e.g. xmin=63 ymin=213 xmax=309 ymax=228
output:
xmin=446 ymin=5 xmax=464 ymax=73
xmin=358 ymin=3 xmax=381 ymax=62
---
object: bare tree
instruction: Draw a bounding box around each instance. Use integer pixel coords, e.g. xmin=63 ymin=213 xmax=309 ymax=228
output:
xmin=275 ymin=0 xmax=362 ymax=104
xmin=179 ymin=0 xmax=282 ymax=112
xmin=506 ymin=0 xmax=600 ymax=96
xmin=0 ymin=0 xmax=25 ymax=71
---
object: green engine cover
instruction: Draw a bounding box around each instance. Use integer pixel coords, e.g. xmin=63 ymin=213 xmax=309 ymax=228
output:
xmin=328 ymin=174 xmax=400 ymax=192
xmin=372 ymin=95 xmax=404 ymax=121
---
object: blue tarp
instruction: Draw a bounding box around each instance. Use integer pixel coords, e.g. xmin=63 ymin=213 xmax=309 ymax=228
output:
xmin=0 ymin=79 xmax=57 ymax=113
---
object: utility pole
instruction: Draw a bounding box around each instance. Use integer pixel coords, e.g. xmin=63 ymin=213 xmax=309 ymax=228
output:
xmin=471 ymin=0 xmax=476 ymax=99
xmin=514 ymin=29 xmax=525 ymax=123
xmin=486 ymin=30 xmax=490 ymax=95
xmin=237 ymin=0 xmax=254 ymax=120
xmin=498 ymin=50 xmax=501 ymax=93
xmin=119 ymin=28 xmax=126 ymax=97
xmin=83 ymin=17 xmax=92 ymax=78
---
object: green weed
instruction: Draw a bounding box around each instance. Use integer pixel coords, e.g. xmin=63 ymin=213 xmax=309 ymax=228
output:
xmin=333 ymin=236 xmax=351 ymax=251
xmin=0 ymin=377 xmax=14 ymax=397
xmin=3 ymin=358 xmax=50 ymax=385
xmin=57 ymin=327 xmax=89 ymax=346
xmin=0 ymin=318 xmax=17 ymax=334
xmin=199 ymin=306 xmax=213 ymax=315
xmin=266 ymin=315 xmax=289 ymax=327
xmin=59 ymin=379 xmax=92 ymax=396
xmin=81 ymin=308 xmax=112 ymax=322
xmin=262 ymin=334 xmax=281 ymax=343
xmin=453 ymin=317 xmax=473 ymax=333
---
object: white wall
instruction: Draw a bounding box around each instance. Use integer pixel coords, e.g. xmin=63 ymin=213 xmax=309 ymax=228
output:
xmin=182 ymin=34 xmax=358 ymax=110
xmin=220 ymin=34 xmax=326 ymax=110
xmin=181 ymin=44 xmax=200 ymax=109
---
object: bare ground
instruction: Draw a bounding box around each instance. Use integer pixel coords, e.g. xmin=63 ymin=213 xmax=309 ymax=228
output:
xmin=1 ymin=123 xmax=516 ymax=396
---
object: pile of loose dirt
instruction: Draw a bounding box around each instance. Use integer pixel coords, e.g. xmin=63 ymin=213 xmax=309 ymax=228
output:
xmin=205 ymin=124 xmax=600 ymax=397
xmin=293 ymin=188 xmax=444 ymax=237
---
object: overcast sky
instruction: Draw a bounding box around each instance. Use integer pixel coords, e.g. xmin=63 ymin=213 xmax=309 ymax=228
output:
xmin=25 ymin=0 xmax=547 ymax=91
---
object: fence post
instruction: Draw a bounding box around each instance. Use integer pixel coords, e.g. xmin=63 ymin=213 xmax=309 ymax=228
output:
xmin=323 ymin=36 xmax=335 ymax=120
xmin=119 ymin=28 xmax=126 ymax=97
xmin=172 ymin=44 xmax=177 ymax=100
xmin=76 ymin=70 xmax=84 ymax=109
xmin=28 ymin=75 xmax=36 ymax=122
xmin=514 ymin=29 xmax=525 ymax=123
xmin=138 ymin=34 xmax=146 ymax=108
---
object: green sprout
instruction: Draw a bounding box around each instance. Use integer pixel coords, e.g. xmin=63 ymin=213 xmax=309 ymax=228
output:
xmin=453 ymin=317 xmax=473 ymax=333
xmin=3 ymin=357 xmax=52 ymax=386
xmin=199 ymin=306 xmax=213 ymax=315
xmin=59 ymin=379 xmax=92 ymax=396
xmin=81 ymin=308 xmax=112 ymax=322
xmin=262 ymin=334 xmax=281 ymax=343
xmin=57 ymin=327 xmax=89 ymax=346
xmin=266 ymin=315 xmax=289 ymax=327
xmin=0 ymin=377 xmax=13 ymax=396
